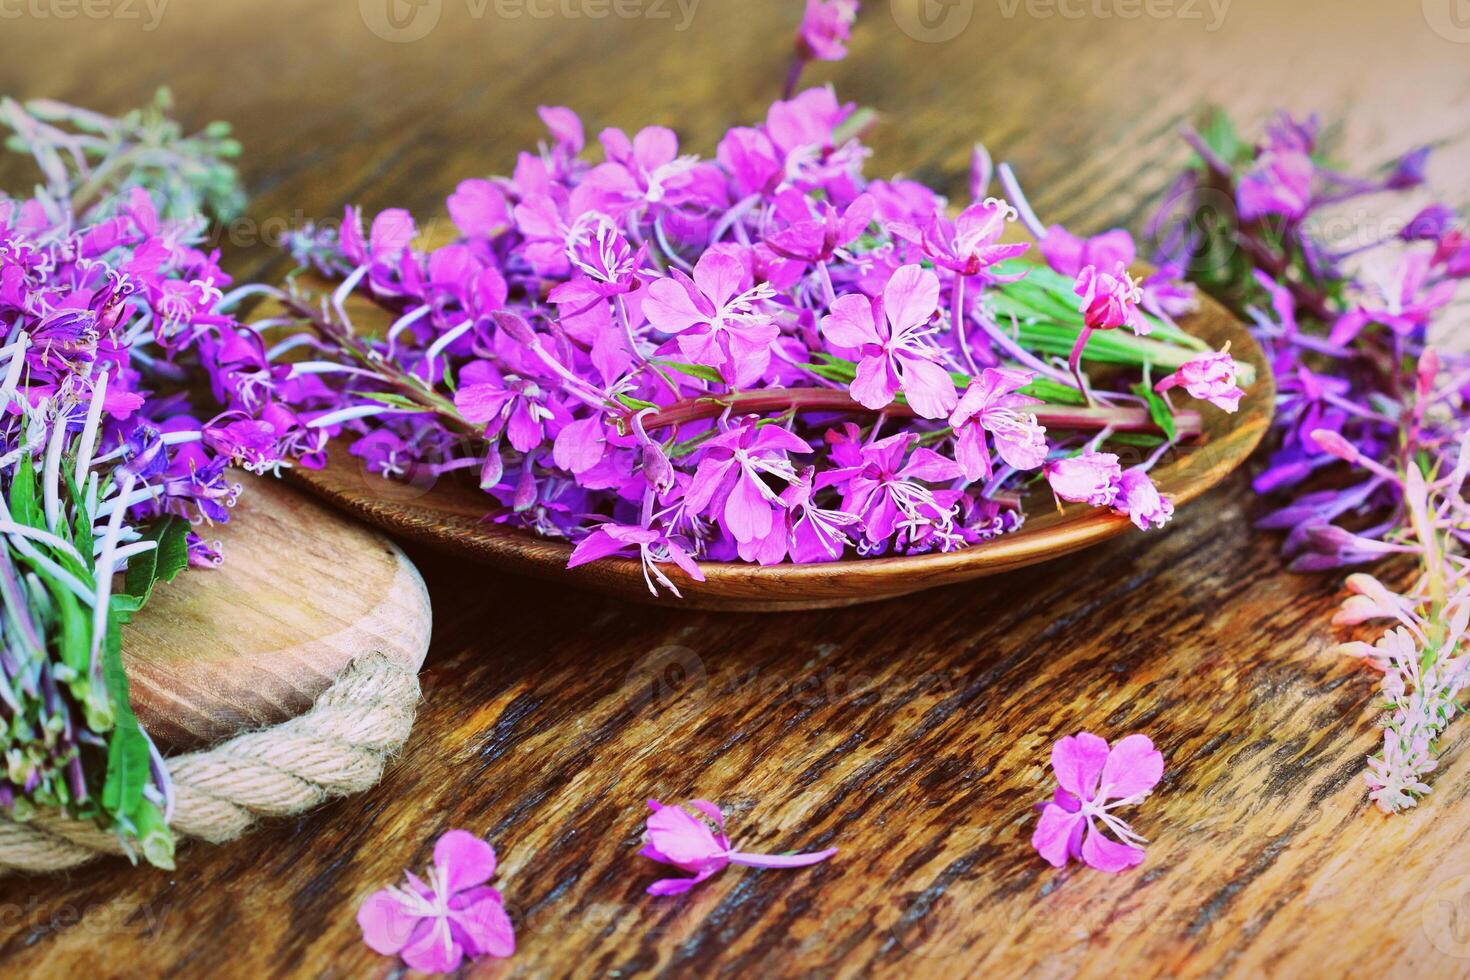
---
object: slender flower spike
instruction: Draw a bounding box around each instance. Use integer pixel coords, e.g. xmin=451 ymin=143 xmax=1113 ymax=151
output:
xmin=357 ymin=830 xmax=516 ymax=973
xmin=640 ymin=799 xmax=838 ymax=896
xmin=1155 ymin=347 xmax=1245 ymax=413
xmin=1031 ymin=732 xmax=1164 ymax=873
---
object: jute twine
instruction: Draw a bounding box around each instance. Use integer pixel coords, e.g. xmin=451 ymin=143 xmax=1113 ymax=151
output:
xmin=0 ymin=652 xmax=420 ymax=877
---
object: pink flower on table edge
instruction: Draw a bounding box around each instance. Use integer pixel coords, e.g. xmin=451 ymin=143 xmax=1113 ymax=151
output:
xmin=643 ymin=249 xmax=779 ymax=387
xmin=640 ymin=799 xmax=838 ymax=896
xmin=820 ymin=263 xmax=957 ymax=419
xmin=567 ymin=522 xmax=706 ymax=598
xmin=1155 ymin=347 xmax=1245 ymax=413
xmin=357 ymin=830 xmax=515 ymax=973
xmin=1032 ymin=733 xmax=1164 ymax=873
xmin=1074 ymin=261 xmax=1149 ymax=336
xmin=797 ymin=0 xmax=859 ymax=62
xmin=1045 ymin=451 xmax=1122 ymax=508
xmin=948 ymin=367 xmax=1048 ymax=481
xmin=1113 ymin=468 xmax=1174 ymax=530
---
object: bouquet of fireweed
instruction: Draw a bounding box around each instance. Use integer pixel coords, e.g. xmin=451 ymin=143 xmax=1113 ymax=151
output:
xmin=249 ymin=77 xmax=1255 ymax=596
xmin=0 ymin=92 xmax=318 ymax=862
xmin=1149 ymin=110 xmax=1470 ymax=811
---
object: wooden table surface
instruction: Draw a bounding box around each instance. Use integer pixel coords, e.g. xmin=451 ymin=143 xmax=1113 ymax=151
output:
xmin=3 ymin=2 xmax=1470 ymax=977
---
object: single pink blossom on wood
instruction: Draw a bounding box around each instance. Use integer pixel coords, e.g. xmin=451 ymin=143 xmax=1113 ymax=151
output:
xmin=640 ymin=799 xmax=837 ymax=896
xmin=1032 ymin=733 xmax=1164 ymax=873
xmin=357 ymin=830 xmax=515 ymax=973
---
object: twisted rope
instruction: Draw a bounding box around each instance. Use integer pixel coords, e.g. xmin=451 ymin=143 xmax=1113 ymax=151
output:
xmin=0 ymin=652 xmax=421 ymax=877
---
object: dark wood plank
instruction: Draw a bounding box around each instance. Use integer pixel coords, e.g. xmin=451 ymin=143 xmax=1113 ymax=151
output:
xmin=2 ymin=2 xmax=1468 ymax=976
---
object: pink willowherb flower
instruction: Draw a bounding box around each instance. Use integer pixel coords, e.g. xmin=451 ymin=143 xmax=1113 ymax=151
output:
xmin=1031 ymin=733 xmax=1164 ymax=873
xmin=644 ymin=249 xmax=779 ymax=387
xmin=640 ymin=799 xmax=838 ymax=896
xmin=357 ymin=830 xmax=516 ymax=973
xmin=1113 ymin=468 xmax=1174 ymax=530
xmin=948 ymin=367 xmax=1048 ymax=481
xmin=1155 ymin=347 xmax=1246 ymax=413
xmin=1068 ymin=260 xmax=1148 ymax=397
xmin=797 ymin=0 xmax=859 ymax=62
xmin=820 ymin=263 xmax=957 ymax=418
xmin=1045 ymin=451 xmax=1123 ymax=508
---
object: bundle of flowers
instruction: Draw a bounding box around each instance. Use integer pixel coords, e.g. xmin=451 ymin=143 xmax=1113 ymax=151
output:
xmin=0 ymin=91 xmax=316 ymax=863
xmin=260 ymin=90 xmax=1251 ymax=596
xmin=1151 ymin=110 xmax=1469 ymax=811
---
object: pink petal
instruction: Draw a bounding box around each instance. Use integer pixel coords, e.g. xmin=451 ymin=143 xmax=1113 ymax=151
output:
xmin=552 ymin=416 xmax=607 ymax=475
xmin=849 ymin=354 xmax=898 ymax=410
xmin=647 ymin=875 xmax=702 ymax=896
xmin=1099 ymin=734 xmax=1164 ymax=800
xmin=357 ymin=888 xmax=421 ymax=955
xmin=644 ymin=277 xmax=707 ymax=334
xmin=400 ymin=918 xmax=464 ymax=974
xmin=1031 ymin=803 xmax=1084 ymax=869
xmin=821 ymin=293 xmax=879 ymax=349
xmin=434 ymin=830 xmax=497 ymax=893
xmin=645 ymin=804 xmax=728 ymax=867
xmin=452 ymin=893 xmax=516 ymax=959
xmin=1080 ymin=823 xmax=1146 ymax=873
xmin=897 ymin=356 xmax=958 ymax=420
xmin=882 ymin=263 xmax=941 ymax=334
xmin=724 ymin=470 xmax=775 ymax=543
xmin=1051 ymin=732 xmax=1110 ymax=801
xmin=692 ymin=250 xmax=745 ymax=308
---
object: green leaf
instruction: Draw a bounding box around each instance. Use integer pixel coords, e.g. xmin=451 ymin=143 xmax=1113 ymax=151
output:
xmin=100 ymin=603 xmax=150 ymax=823
xmin=8 ymin=455 xmax=40 ymax=529
xmin=120 ymin=516 xmax=189 ymax=615
xmin=617 ymin=394 xmax=658 ymax=412
xmin=654 ymin=360 xmax=725 ymax=384
xmin=1198 ymin=108 xmax=1244 ymax=165
xmin=1133 ymin=375 xmax=1179 ymax=443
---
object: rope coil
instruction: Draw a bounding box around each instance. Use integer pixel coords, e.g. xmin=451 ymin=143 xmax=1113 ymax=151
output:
xmin=0 ymin=652 xmax=421 ymax=877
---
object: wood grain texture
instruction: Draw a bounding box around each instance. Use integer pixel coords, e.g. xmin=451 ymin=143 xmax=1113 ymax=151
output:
xmin=288 ymin=270 xmax=1273 ymax=611
xmin=122 ymin=474 xmax=433 ymax=750
xmin=1 ymin=1 xmax=1468 ymax=977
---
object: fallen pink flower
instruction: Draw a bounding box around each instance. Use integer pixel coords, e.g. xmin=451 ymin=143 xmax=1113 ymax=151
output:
xmin=1032 ymin=732 xmax=1164 ymax=873
xmin=358 ymin=830 xmax=516 ymax=973
xmin=640 ymin=799 xmax=837 ymax=896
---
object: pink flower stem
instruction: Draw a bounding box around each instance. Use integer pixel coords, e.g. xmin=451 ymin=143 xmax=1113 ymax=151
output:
xmin=782 ymin=56 xmax=806 ymax=101
xmin=1068 ymin=327 xmax=1094 ymax=405
xmin=728 ymin=848 xmax=837 ymax=869
xmin=634 ymin=388 xmax=1202 ymax=438
xmin=952 ymin=275 xmax=980 ymax=376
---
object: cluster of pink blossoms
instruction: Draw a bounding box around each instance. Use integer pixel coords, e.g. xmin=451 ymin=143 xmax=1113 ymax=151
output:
xmin=264 ymin=81 xmax=1243 ymax=593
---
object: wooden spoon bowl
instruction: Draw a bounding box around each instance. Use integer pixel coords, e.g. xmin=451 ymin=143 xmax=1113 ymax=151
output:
xmin=289 ymin=288 xmax=1272 ymax=611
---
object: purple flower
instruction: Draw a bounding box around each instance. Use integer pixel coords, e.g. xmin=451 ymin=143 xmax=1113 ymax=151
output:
xmin=684 ymin=423 xmax=810 ymax=544
xmin=1075 ymin=261 xmax=1148 ymax=335
xmin=1045 ymin=451 xmax=1123 ymax=508
xmin=948 ymin=368 xmax=1048 ymax=481
xmin=797 ymin=0 xmax=859 ymax=62
xmin=357 ymin=830 xmax=515 ymax=973
xmin=820 ymin=263 xmax=957 ymax=418
xmin=894 ymin=198 xmax=1030 ymax=279
xmin=824 ymin=431 xmax=964 ymax=544
xmin=1155 ymin=348 xmax=1246 ymax=413
xmin=567 ymin=522 xmax=705 ymax=597
xmin=1032 ymin=733 xmax=1164 ymax=873
xmin=640 ymin=799 xmax=837 ymax=896
xmin=644 ymin=250 xmax=779 ymax=387
xmin=1112 ymin=468 xmax=1174 ymax=530
xmin=1038 ymin=226 xmax=1136 ymax=278
xmin=1237 ymin=150 xmax=1314 ymax=221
